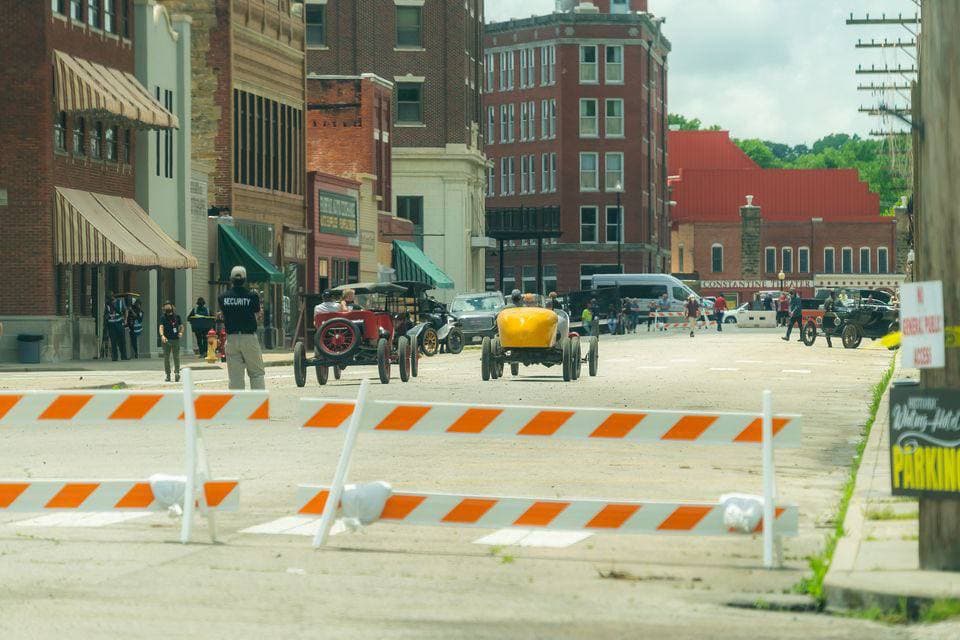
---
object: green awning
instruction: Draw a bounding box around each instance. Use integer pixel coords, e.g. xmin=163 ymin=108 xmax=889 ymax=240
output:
xmin=218 ymin=224 xmax=284 ymax=284
xmin=392 ymin=240 xmax=454 ymax=289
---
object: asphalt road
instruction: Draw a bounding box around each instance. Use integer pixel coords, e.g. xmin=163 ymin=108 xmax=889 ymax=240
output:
xmin=2 ymin=328 xmax=952 ymax=638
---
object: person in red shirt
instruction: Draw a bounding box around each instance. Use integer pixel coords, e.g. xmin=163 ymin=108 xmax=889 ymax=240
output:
xmin=714 ymin=294 xmax=727 ymax=332
xmin=685 ymin=295 xmax=700 ymax=338
xmin=777 ymin=293 xmax=789 ymax=326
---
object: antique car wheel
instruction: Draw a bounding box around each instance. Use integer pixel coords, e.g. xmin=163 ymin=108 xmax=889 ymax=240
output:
xmin=398 ymin=336 xmax=411 ymax=382
xmin=317 ymin=318 xmax=360 ymax=358
xmin=377 ymin=337 xmax=391 ymax=384
xmin=420 ymin=327 xmax=440 ymax=357
xmin=446 ymin=328 xmax=465 ymax=355
xmin=842 ymin=324 xmax=862 ymax=349
xmin=588 ymin=336 xmax=599 ymax=377
xmin=293 ymin=341 xmax=307 ymax=388
xmin=316 ymin=364 xmax=329 ymax=386
xmin=510 ymin=362 xmax=519 ymax=377
xmin=481 ymin=336 xmax=492 ymax=381
xmin=491 ymin=337 xmax=503 ymax=379
xmin=571 ymin=335 xmax=582 ymax=380
xmin=801 ymin=321 xmax=818 ymax=347
xmin=333 ymin=365 xmax=342 ymax=380
xmin=561 ymin=336 xmax=572 ymax=382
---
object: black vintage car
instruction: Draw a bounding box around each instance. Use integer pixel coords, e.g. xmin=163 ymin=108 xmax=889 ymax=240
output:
xmin=802 ymin=288 xmax=899 ymax=349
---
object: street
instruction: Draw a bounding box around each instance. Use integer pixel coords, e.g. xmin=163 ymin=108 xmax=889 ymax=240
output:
xmin=4 ymin=329 xmax=942 ymax=639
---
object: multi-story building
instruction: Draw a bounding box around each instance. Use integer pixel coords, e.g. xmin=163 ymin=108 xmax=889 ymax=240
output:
xmin=305 ymin=0 xmax=486 ymax=299
xmin=158 ymin=0 xmax=306 ymax=345
xmin=668 ymin=130 xmax=898 ymax=304
xmin=0 ymin=0 xmax=193 ymax=363
xmin=483 ymin=0 xmax=671 ymax=294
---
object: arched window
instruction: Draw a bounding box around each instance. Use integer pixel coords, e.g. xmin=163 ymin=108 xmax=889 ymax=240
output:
xmin=711 ymin=243 xmax=723 ymax=273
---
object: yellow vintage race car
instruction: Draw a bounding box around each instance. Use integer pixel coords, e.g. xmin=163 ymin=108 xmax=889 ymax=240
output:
xmin=481 ymin=298 xmax=598 ymax=382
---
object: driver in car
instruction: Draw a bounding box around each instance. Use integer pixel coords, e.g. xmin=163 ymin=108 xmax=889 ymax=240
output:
xmin=314 ymin=290 xmax=341 ymax=315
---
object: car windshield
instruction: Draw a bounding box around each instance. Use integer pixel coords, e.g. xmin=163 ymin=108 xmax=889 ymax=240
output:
xmin=451 ymin=294 xmax=504 ymax=313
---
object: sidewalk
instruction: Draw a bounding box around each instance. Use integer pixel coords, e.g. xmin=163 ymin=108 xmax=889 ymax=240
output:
xmin=824 ymin=361 xmax=960 ymax=613
xmin=0 ymin=349 xmax=294 ymax=373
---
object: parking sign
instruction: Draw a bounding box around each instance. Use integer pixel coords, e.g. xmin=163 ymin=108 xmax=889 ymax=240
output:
xmin=900 ymin=281 xmax=945 ymax=369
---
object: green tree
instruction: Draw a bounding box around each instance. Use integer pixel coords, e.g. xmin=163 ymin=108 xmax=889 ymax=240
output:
xmin=736 ymin=139 xmax=782 ymax=168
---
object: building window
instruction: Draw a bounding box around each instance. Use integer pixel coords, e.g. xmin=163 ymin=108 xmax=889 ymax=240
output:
xmin=508 ymin=157 xmax=516 ymax=194
xmin=122 ymin=128 xmax=131 ymax=163
xmin=396 ymin=6 xmax=422 ymax=48
xmin=486 ymin=106 xmax=494 ymax=144
xmin=484 ymin=53 xmax=494 ymax=92
xmin=580 ymin=45 xmax=598 ymax=83
xmin=54 ymin=111 xmax=67 ymax=151
xmin=499 ymin=51 xmax=508 ymax=90
xmin=541 ymin=153 xmax=549 ymax=193
xmin=781 ymin=247 xmax=793 ymax=273
xmin=877 ymin=247 xmax=889 ymax=274
xmin=798 ymin=246 xmax=810 ymax=273
xmin=611 ymin=0 xmax=629 ymax=13
xmin=121 ymin=0 xmax=128 ymax=37
xmin=540 ymin=99 xmax=548 ymax=139
xmin=604 ymin=152 xmax=623 ymax=191
xmin=103 ymin=0 xmax=115 ymax=33
xmin=90 ymin=121 xmax=102 ymax=159
xmin=841 ymin=247 xmax=853 ymax=273
xmin=543 ymin=265 xmax=557 ymax=294
xmin=501 ymin=266 xmax=516 ymax=294
xmin=522 ymin=266 xmax=536 ymax=293
xmin=765 ymin=246 xmax=776 ymax=273
xmin=70 ymin=0 xmax=82 ymax=20
xmin=579 ymin=98 xmax=598 ymax=137
xmin=499 ymin=158 xmax=508 ymax=195
xmin=499 ymin=104 xmax=507 ymax=143
xmin=485 ymin=266 xmax=496 ymax=292
xmin=550 ymin=153 xmax=557 ymax=192
xmin=52 ymin=0 xmax=66 ymax=15
xmin=508 ymin=104 xmax=515 ymax=141
xmin=528 ymin=154 xmax=536 ymax=193
xmin=519 ymin=102 xmax=527 ymax=140
xmin=396 ymin=83 xmax=423 ymax=124
xmin=859 ymin=247 xmax=871 ymax=273
xmin=104 ymin=125 xmax=117 ymax=161
xmin=549 ymin=99 xmax=557 ymax=138
xmin=823 ymin=247 xmax=835 ymax=274
xmin=526 ymin=48 xmax=537 ymax=86
xmin=528 ymin=100 xmax=536 ymax=139
xmin=548 ymin=45 xmax=556 ymax=84
xmin=397 ymin=195 xmax=424 ymax=248
xmin=487 ymin=161 xmax=495 ymax=197
xmin=519 ymin=48 xmax=528 ymax=89
xmin=605 ymin=45 xmax=624 ymax=83
xmin=579 ymin=153 xmax=598 ymax=191
xmin=580 ymin=206 xmax=598 ymax=243
xmin=606 ymin=206 xmax=622 ymax=243
xmin=506 ymin=50 xmax=515 ymax=89
xmin=520 ymin=155 xmax=528 ymax=193
xmin=306 ymin=3 xmax=325 ymax=46
xmin=605 ymin=99 xmax=624 ymax=138
xmin=711 ymin=244 xmax=723 ymax=273
xmin=233 ymin=89 xmax=302 ymax=195
xmin=87 ymin=0 xmax=100 ymax=28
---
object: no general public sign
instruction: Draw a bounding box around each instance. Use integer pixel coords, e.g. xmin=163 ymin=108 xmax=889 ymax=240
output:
xmin=900 ymin=281 xmax=945 ymax=369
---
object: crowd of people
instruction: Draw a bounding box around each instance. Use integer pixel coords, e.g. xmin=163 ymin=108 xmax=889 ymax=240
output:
xmin=578 ymin=293 xmax=727 ymax=338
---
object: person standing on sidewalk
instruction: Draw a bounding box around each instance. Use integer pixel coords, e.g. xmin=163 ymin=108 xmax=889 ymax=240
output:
xmin=104 ymin=292 xmax=128 ymax=361
xmin=127 ymin=297 xmax=143 ymax=358
xmin=714 ymin=294 xmax=727 ymax=332
xmin=782 ymin=289 xmax=804 ymax=341
xmin=657 ymin=292 xmax=671 ymax=331
xmin=159 ymin=302 xmax=184 ymax=382
xmin=685 ymin=294 xmax=700 ymax=338
xmin=187 ymin=298 xmax=213 ymax=358
xmin=218 ymin=266 xmax=265 ymax=390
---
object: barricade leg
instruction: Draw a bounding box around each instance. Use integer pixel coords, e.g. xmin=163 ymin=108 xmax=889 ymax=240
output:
xmin=313 ymin=378 xmax=370 ymax=548
xmin=762 ymin=389 xmax=780 ymax=569
xmin=180 ymin=368 xmax=198 ymax=544
xmin=196 ymin=432 xmax=218 ymax=543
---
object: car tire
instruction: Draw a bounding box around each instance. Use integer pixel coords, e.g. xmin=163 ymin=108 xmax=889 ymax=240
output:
xmin=561 ymin=336 xmax=572 ymax=382
xmin=571 ymin=335 xmax=581 ymax=380
xmin=316 ymin=364 xmax=329 ymax=386
xmin=333 ymin=365 xmax=342 ymax=380
xmin=510 ymin=362 xmax=519 ymax=377
xmin=725 ymin=316 xmax=737 ymax=324
xmin=420 ymin=327 xmax=440 ymax=357
xmin=377 ymin=337 xmax=391 ymax=383
xmin=410 ymin=345 xmax=419 ymax=377
xmin=490 ymin=337 xmax=503 ymax=379
xmin=588 ymin=336 xmax=599 ymax=377
xmin=481 ymin=336 xmax=492 ymax=381
xmin=447 ymin=328 xmax=464 ymax=354
xmin=801 ymin=321 xmax=818 ymax=347
xmin=293 ymin=341 xmax=307 ymax=388
xmin=398 ymin=336 xmax=411 ymax=382
xmin=842 ymin=324 xmax=862 ymax=349
xmin=317 ymin=318 xmax=360 ymax=358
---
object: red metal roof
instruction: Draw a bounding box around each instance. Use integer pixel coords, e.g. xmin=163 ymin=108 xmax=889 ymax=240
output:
xmin=667 ymin=130 xmax=757 ymax=175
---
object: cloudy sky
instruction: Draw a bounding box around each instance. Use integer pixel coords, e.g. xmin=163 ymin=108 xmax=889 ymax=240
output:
xmin=485 ymin=0 xmax=918 ymax=145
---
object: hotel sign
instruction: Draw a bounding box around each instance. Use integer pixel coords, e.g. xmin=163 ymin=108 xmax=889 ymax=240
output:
xmin=890 ymin=385 xmax=960 ymax=497
xmin=319 ymin=191 xmax=358 ymax=237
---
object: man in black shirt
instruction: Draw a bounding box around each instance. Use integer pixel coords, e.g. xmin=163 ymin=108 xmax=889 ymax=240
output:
xmin=218 ymin=266 xmax=265 ymax=389
xmin=158 ymin=301 xmax=184 ymax=382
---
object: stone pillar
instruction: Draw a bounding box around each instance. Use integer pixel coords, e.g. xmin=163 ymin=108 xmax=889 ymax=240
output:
xmin=739 ymin=198 xmax=762 ymax=278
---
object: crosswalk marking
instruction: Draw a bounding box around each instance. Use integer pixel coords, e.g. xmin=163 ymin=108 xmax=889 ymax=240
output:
xmin=473 ymin=528 xmax=594 ymax=548
xmin=6 ymin=512 xmax=153 ymax=528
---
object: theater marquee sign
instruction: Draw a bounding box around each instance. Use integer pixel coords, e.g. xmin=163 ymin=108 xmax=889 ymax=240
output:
xmin=700 ymin=280 xmax=814 ymax=289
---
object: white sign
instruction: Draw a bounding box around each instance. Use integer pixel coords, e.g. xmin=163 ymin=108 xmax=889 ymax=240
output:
xmin=900 ymin=281 xmax=945 ymax=369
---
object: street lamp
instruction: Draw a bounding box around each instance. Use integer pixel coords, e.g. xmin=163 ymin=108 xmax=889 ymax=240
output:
xmin=614 ymin=181 xmax=623 ymax=273
xmin=778 ymin=270 xmax=786 ymax=291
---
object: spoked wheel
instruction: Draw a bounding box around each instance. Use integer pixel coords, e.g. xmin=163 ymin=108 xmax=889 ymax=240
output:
xmin=801 ymin=321 xmax=818 ymax=347
xmin=842 ymin=324 xmax=862 ymax=349
xmin=561 ymin=336 xmax=572 ymax=382
xmin=510 ymin=362 xmax=519 ymax=377
xmin=316 ymin=364 xmax=329 ymax=386
xmin=447 ymin=328 xmax=464 ymax=355
xmin=481 ymin=336 xmax=493 ymax=381
xmin=571 ymin=335 xmax=582 ymax=380
xmin=377 ymin=337 xmax=391 ymax=383
xmin=588 ymin=336 xmax=599 ymax=377
xmin=317 ymin=318 xmax=360 ymax=358
xmin=420 ymin=327 xmax=439 ymax=357
xmin=398 ymin=336 xmax=411 ymax=382
xmin=293 ymin=341 xmax=307 ymax=388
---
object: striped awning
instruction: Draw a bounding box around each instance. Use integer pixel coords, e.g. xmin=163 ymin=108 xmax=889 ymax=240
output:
xmin=54 ymin=187 xmax=198 ymax=270
xmin=52 ymin=50 xmax=178 ymax=129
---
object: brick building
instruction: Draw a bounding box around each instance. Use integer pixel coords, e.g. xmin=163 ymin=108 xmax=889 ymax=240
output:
xmin=668 ymin=130 xmax=898 ymax=305
xmin=305 ymin=0 xmax=486 ymax=299
xmin=483 ymin=0 xmax=671 ymax=294
xmin=0 ymin=0 xmax=192 ymax=363
xmin=158 ymin=0 xmax=306 ymax=344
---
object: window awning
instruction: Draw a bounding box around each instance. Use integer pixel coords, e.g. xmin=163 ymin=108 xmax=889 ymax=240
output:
xmin=53 ymin=50 xmax=178 ymax=129
xmin=391 ymin=240 xmax=454 ymax=290
xmin=218 ymin=224 xmax=284 ymax=284
xmin=54 ymin=187 xmax=198 ymax=269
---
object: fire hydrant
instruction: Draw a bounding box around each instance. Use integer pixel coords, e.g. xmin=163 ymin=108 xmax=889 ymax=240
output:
xmin=206 ymin=328 xmax=218 ymax=364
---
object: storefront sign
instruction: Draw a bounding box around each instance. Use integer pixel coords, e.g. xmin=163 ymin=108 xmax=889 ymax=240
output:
xmin=890 ymin=385 xmax=960 ymax=497
xmin=319 ymin=191 xmax=358 ymax=237
xmin=900 ymin=281 xmax=945 ymax=369
xmin=700 ymin=279 xmax=813 ymax=289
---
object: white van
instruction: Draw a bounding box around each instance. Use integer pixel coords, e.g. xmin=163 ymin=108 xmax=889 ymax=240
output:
xmin=590 ymin=273 xmax=709 ymax=315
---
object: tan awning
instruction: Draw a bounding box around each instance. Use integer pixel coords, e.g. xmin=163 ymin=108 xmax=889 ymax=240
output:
xmin=53 ymin=50 xmax=178 ymax=129
xmin=54 ymin=187 xmax=198 ymax=270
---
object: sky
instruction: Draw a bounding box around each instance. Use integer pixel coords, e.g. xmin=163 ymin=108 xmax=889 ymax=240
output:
xmin=484 ymin=0 xmax=919 ymax=146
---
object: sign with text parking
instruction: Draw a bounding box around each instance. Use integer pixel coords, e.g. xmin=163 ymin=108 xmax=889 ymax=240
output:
xmin=890 ymin=386 xmax=960 ymax=497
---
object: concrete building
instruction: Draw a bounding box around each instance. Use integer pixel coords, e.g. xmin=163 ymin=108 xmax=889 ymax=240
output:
xmin=305 ymin=0 xmax=487 ymax=299
xmin=668 ymin=130 xmax=898 ymax=304
xmin=483 ymin=0 xmax=671 ymax=294
xmin=0 ymin=0 xmax=193 ymax=363
xmin=157 ymin=0 xmax=306 ymax=346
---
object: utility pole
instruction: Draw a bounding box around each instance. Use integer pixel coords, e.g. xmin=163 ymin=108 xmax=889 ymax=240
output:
xmin=914 ymin=1 xmax=960 ymax=570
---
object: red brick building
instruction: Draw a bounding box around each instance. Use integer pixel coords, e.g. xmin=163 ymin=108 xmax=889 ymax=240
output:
xmin=668 ymin=130 xmax=898 ymax=305
xmin=483 ymin=0 xmax=671 ymax=294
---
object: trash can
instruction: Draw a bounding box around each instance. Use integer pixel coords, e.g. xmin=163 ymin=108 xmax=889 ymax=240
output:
xmin=16 ymin=334 xmax=44 ymax=364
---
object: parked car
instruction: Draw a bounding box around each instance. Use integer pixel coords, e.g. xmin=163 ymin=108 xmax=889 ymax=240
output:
xmin=450 ymin=291 xmax=505 ymax=345
xmin=802 ymin=289 xmax=899 ymax=349
xmin=724 ymin=303 xmax=751 ymax=324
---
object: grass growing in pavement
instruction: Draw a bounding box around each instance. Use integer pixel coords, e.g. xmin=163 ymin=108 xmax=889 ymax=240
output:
xmin=794 ymin=356 xmax=896 ymax=604
xmin=865 ymin=507 xmax=918 ymax=521
xmin=844 ymin=598 xmax=960 ymax=625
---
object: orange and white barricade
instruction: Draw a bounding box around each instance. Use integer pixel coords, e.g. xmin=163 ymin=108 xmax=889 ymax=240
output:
xmin=297 ymin=382 xmax=799 ymax=568
xmin=0 ymin=369 xmax=267 ymax=543
xmin=651 ymin=311 xmax=717 ymax=330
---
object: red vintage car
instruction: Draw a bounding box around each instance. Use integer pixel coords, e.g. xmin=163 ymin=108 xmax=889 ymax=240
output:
xmin=292 ymin=283 xmax=418 ymax=386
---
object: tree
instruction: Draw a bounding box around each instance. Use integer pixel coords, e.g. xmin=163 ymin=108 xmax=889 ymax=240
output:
xmin=668 ymin=114 xmax=702 ymax=130
xmin=736 ymin=139 xmax=782 ymax=168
